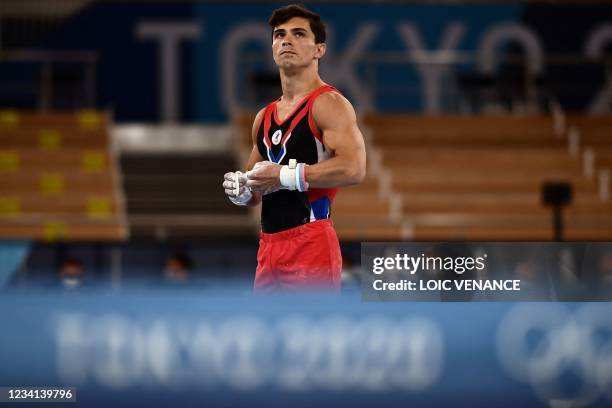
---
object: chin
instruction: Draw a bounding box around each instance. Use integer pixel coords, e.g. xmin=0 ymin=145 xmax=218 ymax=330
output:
xmin=281 ymin=62 xmax=297 ymax=69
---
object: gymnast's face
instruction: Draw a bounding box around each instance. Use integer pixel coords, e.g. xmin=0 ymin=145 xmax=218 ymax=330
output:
xmin=272 ymin=17 xmax=326 ymax=71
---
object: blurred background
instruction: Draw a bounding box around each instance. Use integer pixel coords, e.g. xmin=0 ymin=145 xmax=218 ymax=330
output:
xmin=1 ymin=2 xmax=612 ymax=406
xmin=0 ymin=0 xmax=611 ymax=287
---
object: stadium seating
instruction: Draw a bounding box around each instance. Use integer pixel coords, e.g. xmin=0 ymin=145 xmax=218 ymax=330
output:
xmin=364 ymin=114 xmax=612 ymax=240
xmin=568 ymin=115 xmax=612 ymax=149
xmin=333 ymin=174 xmax=403 ymax=238
xmin=0 ymin=110 xmax=126 ymax=240
xmin=120 ymin=151 xmax=255 ymax=239
xmin=567 ymin=115 xmax=612 ymax=199
xmin=13 ymin=112 xmax=607 ymax=242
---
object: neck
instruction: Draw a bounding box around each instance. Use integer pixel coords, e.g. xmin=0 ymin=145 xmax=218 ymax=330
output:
xmin=279 ymin=65 xmax=324 ymax=103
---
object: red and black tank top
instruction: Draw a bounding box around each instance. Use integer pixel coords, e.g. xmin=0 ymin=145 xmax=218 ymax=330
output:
xmin=255 ymin=84 xmax=339 ymax=233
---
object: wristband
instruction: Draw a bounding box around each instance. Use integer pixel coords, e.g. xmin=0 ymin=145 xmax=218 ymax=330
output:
xmin=279 ymin=159 xmax=309 ymax=192
xmin=296 ymin=163 xmax=309 ymax=192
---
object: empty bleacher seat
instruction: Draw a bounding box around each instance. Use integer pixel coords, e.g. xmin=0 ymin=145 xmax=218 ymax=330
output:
xmin=0 ymin=110 xmax=126 ymax=241
xmin=120 ymin=152 xmax=255 ymax=239
xmin=365 ymin=114 xmax=611 ymax=240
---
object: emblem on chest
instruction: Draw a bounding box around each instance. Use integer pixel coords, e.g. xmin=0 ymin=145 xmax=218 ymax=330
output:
xmin=271 ymin=129 xmax=292 ymax=146
xmin=271 ymin=129 xmax=282 ymax=145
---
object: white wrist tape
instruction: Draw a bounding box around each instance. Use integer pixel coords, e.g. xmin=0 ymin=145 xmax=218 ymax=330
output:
xmin=279 ymin=159 xmax=308 ymax=192
xmin=229 ymin=171 xmax=252 ymax=206
xmin=234 ymin=171 xmax=242 ymax=196
xmin=279 ymin=160 xmax=297 ymax=190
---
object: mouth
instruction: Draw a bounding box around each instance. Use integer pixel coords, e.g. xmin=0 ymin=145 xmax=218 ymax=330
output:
xmin=280 ymin=50 xmax=296 ymax=56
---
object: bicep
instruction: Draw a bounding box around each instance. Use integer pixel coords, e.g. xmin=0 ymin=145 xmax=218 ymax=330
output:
xmin=323 ymin=122 xmax=365 ymax=159
xmin=316 ymin=95 xmax=365 ymax=160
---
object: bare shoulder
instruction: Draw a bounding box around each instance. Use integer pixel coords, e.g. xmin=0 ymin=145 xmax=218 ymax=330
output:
xmin=312 ymin=91 xmax=357 ymax=129
xmin=251 ymin=107 xmax=267 ymax=142
xmin=252 ymin=107 xmax=266 ymax=133
xmin=313 ymin=91 xmax=356 ymax=117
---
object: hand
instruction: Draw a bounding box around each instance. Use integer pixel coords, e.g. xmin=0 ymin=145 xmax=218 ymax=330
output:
xmin=223 ymin=171 xmax=252 ymax=206
xmin=223 ymin=171 xmax=248 ymax=197
xmin=246 ymin=161 xmax=282 ymax=194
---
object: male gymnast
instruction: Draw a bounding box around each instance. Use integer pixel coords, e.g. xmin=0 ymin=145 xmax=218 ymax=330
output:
xmin=223 ymin=4 xmax=366 ymax=292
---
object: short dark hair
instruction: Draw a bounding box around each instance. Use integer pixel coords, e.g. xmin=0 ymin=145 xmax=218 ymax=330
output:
xmin=268 ymin=4 xmax=326 ymax=44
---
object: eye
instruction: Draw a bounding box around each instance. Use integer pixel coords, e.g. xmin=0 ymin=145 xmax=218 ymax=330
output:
xmin=295 ymin=32 xmax=304 ymax=37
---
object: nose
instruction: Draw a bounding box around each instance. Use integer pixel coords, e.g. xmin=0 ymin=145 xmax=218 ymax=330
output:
xmin=281 ymin=31 xmax=295 ymax=46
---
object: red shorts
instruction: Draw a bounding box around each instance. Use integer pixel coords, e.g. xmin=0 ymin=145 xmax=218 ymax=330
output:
xmin=254 ymin=219 xmax=342 ymax=293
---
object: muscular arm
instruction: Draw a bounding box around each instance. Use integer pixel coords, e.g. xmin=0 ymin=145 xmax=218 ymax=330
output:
xmin=305 ymin=91 xmax=366 ymax=188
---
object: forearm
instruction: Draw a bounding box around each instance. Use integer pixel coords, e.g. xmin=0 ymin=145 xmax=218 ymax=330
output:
xmin=305 ymin=155 xmax=365 ymax=188
xmin=246 ymin=191 xmax=262 ymax=207
xmin=244 ymin=147 xmax=265 ymax=206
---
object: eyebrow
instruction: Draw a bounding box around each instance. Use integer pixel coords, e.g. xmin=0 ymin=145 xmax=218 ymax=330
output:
xmin=273 ymin=27 xmax=309 ymax=35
